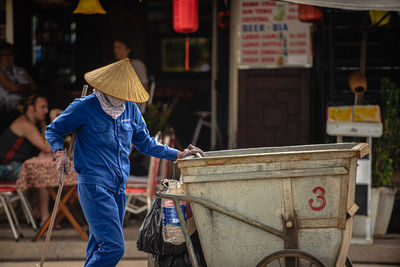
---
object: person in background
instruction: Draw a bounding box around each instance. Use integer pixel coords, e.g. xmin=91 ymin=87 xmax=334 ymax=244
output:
xmin=113 ymin=35 xmax=151 ymax=176
xmin=113 ymin=36 xmax=149 ymax=92
xmin=0 ymin=42 xmax=37 ymax=111
xmin=45 ymin=59 xmax=204 ymax=267
xmin=0 ymin=94 xmax=59 ymax=227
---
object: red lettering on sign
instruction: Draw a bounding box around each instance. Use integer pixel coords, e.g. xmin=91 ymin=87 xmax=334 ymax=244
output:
xmin=242 ymin=42 xmax=260 ymax=47
xmin=242 ymin=2 xmax=259 ymax=7
xmin=243 ymin=50 xmax=258 ymax=55
xmin=289 ymin=33 xmax=307 ymax=39
xmin=262 ymin=41 xmax=282 ymax=46
xmin=290 ymin=41 xmax=306 ymax=46
xmin=262 ymin=33 xmax=278 ymax=39
xmin=261 ymin=1 xmax=276 ymax=6
xmin=261 ymin=49 xmax=281 ymax=55
xmin=242 ymin=34 xmax=260 ymax=40
xmin=242 ymin=58 xmax=259 ymax=63
xmin=309 ymin=186 xmax=326 ymax=211
xmin=242 ymin=17 xmax=269 ymax=22
xmin=242 ymin=9 xmax=253 ymax=14
xmin=255 ymin=8 xmax=272 ymax=14
xmin=262 ymin=57 xmax=274 ymax=62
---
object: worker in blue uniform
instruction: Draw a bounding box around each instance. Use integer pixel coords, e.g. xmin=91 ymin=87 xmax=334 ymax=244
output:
xmin=45 ymin=58 xmax=204 ymax=267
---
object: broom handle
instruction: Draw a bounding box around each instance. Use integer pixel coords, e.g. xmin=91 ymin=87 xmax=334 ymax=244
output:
xmin=38 ymin=84 xmax=88 ymax=267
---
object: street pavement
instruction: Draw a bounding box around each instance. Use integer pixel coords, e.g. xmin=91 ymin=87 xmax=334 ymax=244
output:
xmin=0 ymin=261 xmax=395 ymax=266
xmin=0 ymin=219 xmax=399 ymax=266
xmin=0 ymin=260 xmax=147 ymax=267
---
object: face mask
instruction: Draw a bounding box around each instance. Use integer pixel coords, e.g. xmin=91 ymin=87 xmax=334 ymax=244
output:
xmin=94 ymin=89 xmax=125 ymax=119
xmin=105 ymin=95 xmax=125 ymax=107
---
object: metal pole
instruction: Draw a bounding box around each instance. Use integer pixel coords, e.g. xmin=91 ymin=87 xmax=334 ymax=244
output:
xmin=38 ymin=84 xmax=88 ymax=267
xmin=5 ymin=0 xmax=13 ymax=44
xmin=328 ymin=12 xmax=335 ymax=104
xmin=211 ymin=0 xmax=218 ymax=150
xmin=357 ymin=12 xmax=368 ymax=105
xmin=173 ymin=199 xmax=199 ymax=267
xmin=366 ymin=136 xmax=373 ymax=243
xmin=228 ymin=0 xmax=239 ymax=149
xmin=157 ymin=192 xmax=284 ymax=239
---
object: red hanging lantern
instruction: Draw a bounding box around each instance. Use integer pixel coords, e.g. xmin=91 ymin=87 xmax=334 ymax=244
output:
xmin=173 ymin=0 xmax=199 ymax=70
xmin=298 ymin=4 xmax=322 ymax=22
xmin=173 ymin=0 xmax=198 ymax=33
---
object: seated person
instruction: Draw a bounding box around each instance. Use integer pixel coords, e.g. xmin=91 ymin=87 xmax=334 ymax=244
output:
xmin=0 ymin=42 xmax=37 ymax=112
xmin=0 ymin=94 xmax=59 ymax=227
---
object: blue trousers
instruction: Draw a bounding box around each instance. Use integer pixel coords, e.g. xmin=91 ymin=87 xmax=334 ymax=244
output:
xmin=78 ymin=183 xmax=127 ymax=267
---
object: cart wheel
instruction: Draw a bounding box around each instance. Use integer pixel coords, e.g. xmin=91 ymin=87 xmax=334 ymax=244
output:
xmin=256 ymin=249 xmax=327 ymax=267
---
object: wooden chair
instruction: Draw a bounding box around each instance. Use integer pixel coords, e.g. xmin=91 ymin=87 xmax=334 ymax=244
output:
xmin=0 ymin=182 xmax=38 ymax=240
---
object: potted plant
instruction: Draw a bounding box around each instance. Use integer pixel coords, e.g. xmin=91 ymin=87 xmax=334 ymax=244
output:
xmin=372 ymin=77 xmax=399 ymax=236
xmin=143 ymin=102 xmax=173 ymax=136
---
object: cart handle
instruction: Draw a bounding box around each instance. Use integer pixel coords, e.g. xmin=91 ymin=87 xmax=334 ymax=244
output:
xmin=351 ymin=143 xmax=370 ymax=158
xmin=155 ymin=191 xmax=285 ymax=239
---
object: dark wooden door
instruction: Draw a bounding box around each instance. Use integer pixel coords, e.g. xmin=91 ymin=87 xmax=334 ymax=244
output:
xmin=237 ymin=68 xmax=311 ymax=148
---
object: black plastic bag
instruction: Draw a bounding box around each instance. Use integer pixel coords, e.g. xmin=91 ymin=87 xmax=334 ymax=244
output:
xmin=154 ymin=231 xmax=207 ymax=267
xmin=136 ymin=197 xmax=186 ymax=255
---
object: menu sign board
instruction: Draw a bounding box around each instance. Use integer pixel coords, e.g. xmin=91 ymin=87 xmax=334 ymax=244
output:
xmin=239 ymin=0 xmax=312 ymax=69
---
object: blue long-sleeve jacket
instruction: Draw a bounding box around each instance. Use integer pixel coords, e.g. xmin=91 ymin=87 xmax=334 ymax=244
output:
xmin=45 ymin=94 xmax=179 ymax=193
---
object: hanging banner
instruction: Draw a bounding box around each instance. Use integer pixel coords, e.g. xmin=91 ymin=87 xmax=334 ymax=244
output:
xmin=239 ymin=0 xmax=313 ymax=69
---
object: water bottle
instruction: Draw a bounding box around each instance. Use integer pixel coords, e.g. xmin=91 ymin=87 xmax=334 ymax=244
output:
xmin=162 ymin=180 xmax=186 ymax=245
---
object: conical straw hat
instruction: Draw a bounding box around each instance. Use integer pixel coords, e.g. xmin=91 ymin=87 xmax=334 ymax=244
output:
xmin=84 ymin=58 xmax=149 ymax=103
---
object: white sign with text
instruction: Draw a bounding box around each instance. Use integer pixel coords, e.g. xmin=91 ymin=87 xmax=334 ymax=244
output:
xmin=239 ymin=0 xmax=313 ymax=69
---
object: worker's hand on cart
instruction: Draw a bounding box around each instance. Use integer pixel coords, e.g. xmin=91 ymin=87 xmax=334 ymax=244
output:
xmin=177 ymin=144 xmax=205 ymax=159
xmin=55 ymin=149 xmax=70 ymax=175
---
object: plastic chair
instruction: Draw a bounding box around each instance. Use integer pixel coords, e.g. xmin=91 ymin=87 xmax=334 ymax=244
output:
xmin=0 ymin=186 xmax=23 ymax=241
xmin=125 ymin=132 xmax=175 ymax=216
xmin=191 ymin=111 xmax=222 ymax=148
xmin=0 ymin=182 xmax=38 ymax=230
xmin=125 ymin=156 xmax=160 ymax=216
xmin=158 ymin=134 xmax=175 ymax=180
xmin=0 ymin=182 xmax=38 ymax=241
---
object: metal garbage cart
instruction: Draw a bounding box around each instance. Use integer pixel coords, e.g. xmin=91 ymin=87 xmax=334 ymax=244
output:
xmin=156 ymin=143 xmax=369 ymax=267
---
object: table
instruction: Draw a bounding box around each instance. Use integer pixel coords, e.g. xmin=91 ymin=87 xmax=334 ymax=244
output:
xmin=16 ymin=155 xmax=88 ymax=241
